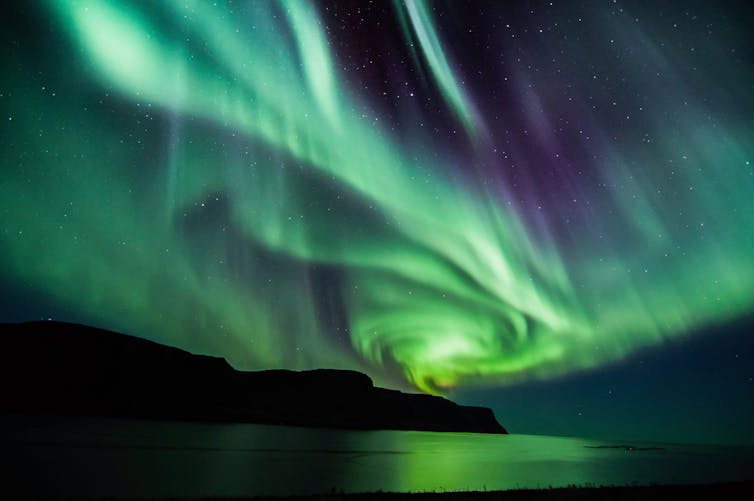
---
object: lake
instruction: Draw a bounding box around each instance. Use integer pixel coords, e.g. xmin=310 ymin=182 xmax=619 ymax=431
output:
xmin=2 ymin=413 xmax=753 ymax=497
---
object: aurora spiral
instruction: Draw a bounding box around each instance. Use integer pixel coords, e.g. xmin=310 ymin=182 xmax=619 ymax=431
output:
xmin=1 ymin=0 xmax=752 ymax=394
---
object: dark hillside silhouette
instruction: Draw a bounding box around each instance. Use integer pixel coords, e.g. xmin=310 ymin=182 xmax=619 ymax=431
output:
xmin=0 ymin=321 xmax=505 ymax=434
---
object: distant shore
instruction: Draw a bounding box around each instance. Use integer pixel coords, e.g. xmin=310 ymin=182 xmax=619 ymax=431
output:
xmin=227 ymin=481 xmax=754 ymax=501
xmin=8 ymin=481 xmax=754 ymax=500
xmin=53 ymin=482 xmax=753 ymax=500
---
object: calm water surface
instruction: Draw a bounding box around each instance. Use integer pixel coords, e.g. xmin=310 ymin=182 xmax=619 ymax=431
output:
xmin=2 ymin=414 xmax=753 ymax=497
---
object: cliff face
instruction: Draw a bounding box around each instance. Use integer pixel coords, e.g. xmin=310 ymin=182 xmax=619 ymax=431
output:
xmin=0 ymin=321 xmax=506 ymax=434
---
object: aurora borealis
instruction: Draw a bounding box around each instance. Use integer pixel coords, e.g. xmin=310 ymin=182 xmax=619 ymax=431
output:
xmin=1 ymin=0 xmax=753 ymax=413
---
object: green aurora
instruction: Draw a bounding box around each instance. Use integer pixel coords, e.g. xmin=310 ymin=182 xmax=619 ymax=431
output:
xmin=1 ymin=0 xmax=752 ymax=393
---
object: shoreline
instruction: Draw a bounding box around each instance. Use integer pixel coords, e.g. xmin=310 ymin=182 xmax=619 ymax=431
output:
xmin=31 ymin=481 xmax=754 ymax=500
xmin=11 ymin=483 xmax=753 ymax=500
xmin=215 ymin=481 xmax=754 ymax=500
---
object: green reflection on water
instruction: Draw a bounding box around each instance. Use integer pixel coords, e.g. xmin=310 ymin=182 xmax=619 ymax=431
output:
xmin=3 ymin=415 xmax=753 ymax=497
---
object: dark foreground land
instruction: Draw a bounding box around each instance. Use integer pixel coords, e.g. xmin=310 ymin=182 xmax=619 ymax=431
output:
xmin=232 ymin=482 xmax=754 ymax=501
xmin=0 ymin=321 xmax=504 ymax=433
xmin=385 ymin=482 xmax=753 ymax=500
xmin=35 ymin=481 xmax=754 ymax=500
xmin=317 ymin=482 xmax=754 ymax=500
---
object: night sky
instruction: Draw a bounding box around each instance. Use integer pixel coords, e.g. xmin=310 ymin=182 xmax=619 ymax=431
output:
xmin=1 ymin=0 xmax=752 ymax=445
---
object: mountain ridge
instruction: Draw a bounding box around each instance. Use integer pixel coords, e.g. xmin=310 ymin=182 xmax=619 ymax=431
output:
xmin=0 ymin=321 xmax=506 ymax=434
